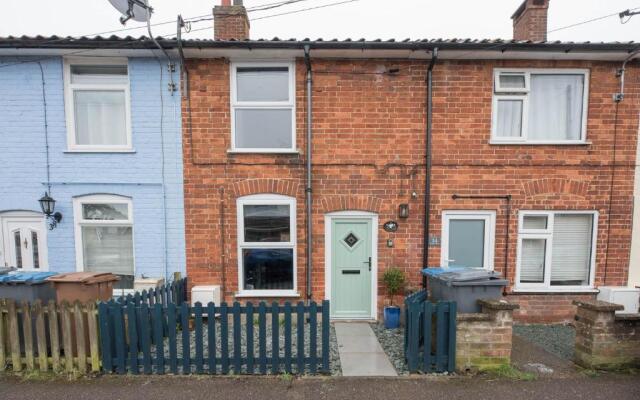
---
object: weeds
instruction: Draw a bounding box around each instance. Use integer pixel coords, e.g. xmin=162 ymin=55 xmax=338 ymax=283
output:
xmin=480 ymin=364 xmax=537 ymax=381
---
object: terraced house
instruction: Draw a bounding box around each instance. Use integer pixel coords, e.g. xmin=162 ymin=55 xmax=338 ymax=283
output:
xmin=182 ymin=0 xmax=639 ymax=322
xmin=0 ymin=37 xmax=186 ymax=293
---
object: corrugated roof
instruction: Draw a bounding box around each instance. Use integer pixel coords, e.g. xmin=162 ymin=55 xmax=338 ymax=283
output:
xmin=0 ymin=35 xmax=637 ymax=52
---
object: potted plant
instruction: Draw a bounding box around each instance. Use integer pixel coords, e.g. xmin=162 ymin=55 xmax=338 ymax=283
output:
xmin=382 ymin=267 xmax=405 ymax=329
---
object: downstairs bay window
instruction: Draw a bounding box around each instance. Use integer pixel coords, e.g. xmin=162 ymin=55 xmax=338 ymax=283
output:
xmin=491 ymin=69 xmax=589 ymax=144
xmin=236 ymin=194 xmax=297 ymax=296
xmin=73 ymin=195 xmax=134 ymax=289
xmin=516 ymin=211 xmax=598 ymax=292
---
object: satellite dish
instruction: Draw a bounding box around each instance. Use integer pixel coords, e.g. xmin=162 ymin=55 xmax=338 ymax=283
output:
xmin=108 ymin=0 xmax=153 ymax=25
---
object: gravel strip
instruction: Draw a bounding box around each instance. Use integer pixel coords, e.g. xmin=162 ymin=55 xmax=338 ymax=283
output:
xmin=513 ymin=324 xmax=575 ymax=360
xmin=370 ymin=323 xmax=408 ymax=375
xmin=149 ymin=319 xmax=341 ymax=375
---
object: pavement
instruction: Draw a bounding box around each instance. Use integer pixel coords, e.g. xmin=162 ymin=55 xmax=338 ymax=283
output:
xmin=1 ymin=374 xmax=639 ymax=400
xmin=334 ymin=322 xmax=397 ymax=376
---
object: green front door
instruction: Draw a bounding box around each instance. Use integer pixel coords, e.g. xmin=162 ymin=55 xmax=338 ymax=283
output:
xmin=331 ymin=218 xmax=373 ymax=319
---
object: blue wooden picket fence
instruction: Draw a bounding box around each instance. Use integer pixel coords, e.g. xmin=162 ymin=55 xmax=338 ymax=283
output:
xmin=115 ymin=278 xmax=187 ymax=307
xmin=98 ymin=300 xmax=330 ymax=375
xmin=404 ymin=290 xmax=456 ymax=373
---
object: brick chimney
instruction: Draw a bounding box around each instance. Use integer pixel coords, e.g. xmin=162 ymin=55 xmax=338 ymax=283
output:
xmin=213 ymin=0 xmax=250 ymax=40
xmin=511 ymin=0 xmax=550 ymax=42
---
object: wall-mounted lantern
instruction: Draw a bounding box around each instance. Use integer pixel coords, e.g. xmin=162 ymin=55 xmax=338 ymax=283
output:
xmin=398 ymin=203 xmax=409 ymax=219
xmin=39 ymin=192 xmax=62 ymax=230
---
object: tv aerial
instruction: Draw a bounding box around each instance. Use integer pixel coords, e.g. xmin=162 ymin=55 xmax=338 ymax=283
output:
xmin=108 ymin=0 xmax=153 ymax=25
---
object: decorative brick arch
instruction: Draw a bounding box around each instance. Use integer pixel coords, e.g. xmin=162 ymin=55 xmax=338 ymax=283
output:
xmin=522 ymin=178 xmax=589 ymax=198
xmin=320 ymin=195 xmax=386 ymax=214
xmin=232 ymin=178 xmax=300 ymax=197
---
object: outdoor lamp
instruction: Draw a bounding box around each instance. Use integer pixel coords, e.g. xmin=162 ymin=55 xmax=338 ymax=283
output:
xmin=39 ymin=192 xmax=62 ymax=230
xmin=398 ymin=203 xmax=409 ymax=219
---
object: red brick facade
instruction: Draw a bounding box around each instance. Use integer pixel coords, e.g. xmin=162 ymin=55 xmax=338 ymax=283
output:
xmin=182 ymin=56 xmax=639 ymax=323
xmin=512 ymin=0 xmax=550 ymax=42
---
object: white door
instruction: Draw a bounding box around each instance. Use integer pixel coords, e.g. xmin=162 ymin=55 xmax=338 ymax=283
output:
xmin=441 ymin=211 xmax=495 ymax=269
xmin=0 ymin=213 xmax=48 ymax=271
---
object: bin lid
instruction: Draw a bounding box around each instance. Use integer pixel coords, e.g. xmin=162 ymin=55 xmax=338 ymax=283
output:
xmin=0 ymin=267 xmax=16 ymax=275
xmin=437 ymin=269 xmax=503 ymax=282
xmin=46 ymin=272 xmax=120 ymax=284
xmin=421 ymin=266 xmax=468 ymax=277
xmin=0 ymin=271 xmax=58 ymax=285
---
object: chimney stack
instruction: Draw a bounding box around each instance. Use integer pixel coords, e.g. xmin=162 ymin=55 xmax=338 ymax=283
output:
xmin=511 ymin=0 xmax=550 ymax=42
xmin=213 ymin=0 xmax=250 ymax=40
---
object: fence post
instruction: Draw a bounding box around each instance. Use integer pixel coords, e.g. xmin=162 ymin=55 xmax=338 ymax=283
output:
xmin=447 ymin=302 xmax=457 ymax=373
xmin=0 ymin=299 xmax=6 ymax=372
xmin=126 ymin=303 xmax=138 ymax=374
xmin=74 ymin=301 xmax=87 ymax=374
xmin=7 ymin=300 xmax=20 ymax=372
xmin=207 ymin=303 xmax=216 ymax=374
xmin=87 ymin=302 xmax=101 ymax=372
xmin=98 ymin=302 xmax=112 ymax=373
xmin=22 ymin=301 xmax=35 ymax=371
xmin=423 ymin=300 xmax=433 ymax=373
xmin=435 ymin=302 xmax=446 ymax=372
xmin=309 ymin=301 xmax=317 ymax=374
xmin=271 ymin=302 xmax=280 ymax=374
xmin=321 ymin=300 xmax=330 ymax=374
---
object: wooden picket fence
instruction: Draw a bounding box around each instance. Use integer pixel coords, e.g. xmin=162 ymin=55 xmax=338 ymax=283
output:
xmin=99 ymin=300 xmax=330 ymax=375
xmin=404 ymin=290 xmax=457 ymax=373
xmin=116 ymin=277 xmax=187 ymax=307
xmin=0 ymin=299 xmax=100 ymax=373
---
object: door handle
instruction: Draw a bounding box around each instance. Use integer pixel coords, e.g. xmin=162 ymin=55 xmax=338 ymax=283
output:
xmin=363 ymin=257 xmax=371 ymax=271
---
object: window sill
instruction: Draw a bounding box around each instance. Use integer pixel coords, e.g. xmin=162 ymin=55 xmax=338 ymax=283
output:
xmin=65 ymin=149 xmax=136 ymax=154
xmin=510 ymin=288 xmax=599 ymax=294
xmin=227 ymin=149 xmax=300 ymax=155
xmin=489 ymin=141 xmax=591 ymax=146
xmin=235 ymin=291 xmax=300 ymax=298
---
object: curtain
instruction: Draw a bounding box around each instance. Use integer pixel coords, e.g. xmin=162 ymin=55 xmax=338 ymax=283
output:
xmin=551 ymin=214 xmax=593 ymax=285
xmin=520 ymin=238 xmax=546 ymax=283
xmin=495 ymin=99 xmax=523 ymax=137
xmin=528 ymin=74 xmax=584 ymax=141
xmin=82 ymin=226 xmax=134 ymax=276
xmin=74 ymin=90 xmax=127 ymax=146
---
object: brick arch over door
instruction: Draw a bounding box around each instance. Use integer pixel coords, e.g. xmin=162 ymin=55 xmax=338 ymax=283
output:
xmin=319 ymin=195 xmax=386 ymax=214
xmin=232 ymin=178 xmax=300 ymax=197
xmin=522 ymin=178 xmax=590 ymax=199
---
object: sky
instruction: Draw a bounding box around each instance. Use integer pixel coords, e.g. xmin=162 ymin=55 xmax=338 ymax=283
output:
xmin=0 ymin=0 xmax=638 ymax=42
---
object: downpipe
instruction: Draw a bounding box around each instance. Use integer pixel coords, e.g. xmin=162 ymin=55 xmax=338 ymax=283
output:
xmin=304 ymin=45 xmax=313 ymax=302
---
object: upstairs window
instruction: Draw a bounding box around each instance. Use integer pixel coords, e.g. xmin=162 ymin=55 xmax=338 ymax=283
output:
xmin=516 ymin=211 xmax=597 ymax=291
xmin=64 ymin=58 xmax=132 ymax=151
xmin=491 ymin=69 xmax=589 ymax=144
xmin=231 ymin=62 xmax=296 ymax=152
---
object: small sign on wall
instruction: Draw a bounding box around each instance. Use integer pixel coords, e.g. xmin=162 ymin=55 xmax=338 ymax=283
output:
xmin=429 ymin=235 xmax=441 ymax=247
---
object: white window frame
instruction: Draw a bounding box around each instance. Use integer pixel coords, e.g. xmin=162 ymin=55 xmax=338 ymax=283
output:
xmin=230 ymin=61 xmax=297 ymax=153
xmin=72 ymin=194 xmax=135 ymax=276
xmin=236 ymin=194 xmax=297 ymax=297
xmin=63 ymin=57 xmax=133 ymax=152
xmin=490 ymin=68 xmax=590 ymax=145
xmin=440 ymin=210 xmax=496 ymax=270
xmin=514 ymin=210 xmax=598 ymax=292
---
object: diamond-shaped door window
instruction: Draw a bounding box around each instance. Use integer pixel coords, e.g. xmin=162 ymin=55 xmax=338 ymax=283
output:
xmin=343 ymin=232 xmax=359 ymax=248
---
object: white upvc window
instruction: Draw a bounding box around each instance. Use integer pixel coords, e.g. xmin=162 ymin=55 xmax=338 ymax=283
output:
xmin=230 ymin=61 xmax=296 ymax=153
xmin=515 ymin=210 xmax=598 ymax=292
xmin=236 ymin=194 xmax=297 ymax=297
xmin=73 ymin=195 xmax=135 ymax=289
xmin=491 ymin=69 xmax=589 ymax=144
xmin=63 ymin=57 xmax=132 ymax=152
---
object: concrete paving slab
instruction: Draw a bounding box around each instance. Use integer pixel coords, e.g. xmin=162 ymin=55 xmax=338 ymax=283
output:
xmin=339 ymin=352 xmax=398 ymax=377
xmin=334 ymin=322 xmax=397 ymax=376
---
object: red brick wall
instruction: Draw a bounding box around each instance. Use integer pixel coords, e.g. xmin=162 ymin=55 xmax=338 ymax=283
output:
xmin=182 ymin=57 xmax=639 ymax=323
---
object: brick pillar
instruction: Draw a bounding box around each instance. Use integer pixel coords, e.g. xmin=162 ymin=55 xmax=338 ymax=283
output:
xmin=456 ymin=299 xmax=519 ymax=371
xmin=213 ymin=0 xmax=250 ymax=40
xmin=511 ymin=0 xmax=550 ymax=41
xmin=573 ymin=300 xmax=640 ymax=369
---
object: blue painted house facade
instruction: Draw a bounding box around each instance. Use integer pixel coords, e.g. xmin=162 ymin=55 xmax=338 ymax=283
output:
xmin=0 ymin=49 xmax=185 ymax=291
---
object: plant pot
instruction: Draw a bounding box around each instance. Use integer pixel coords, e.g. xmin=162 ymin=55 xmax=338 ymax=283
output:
xmin=384 ymin=305 xmax=401 ymax=329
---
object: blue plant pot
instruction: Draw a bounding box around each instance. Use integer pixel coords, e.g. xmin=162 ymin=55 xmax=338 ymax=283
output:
xmin=384 ymin=306 xmax=401 ymax=329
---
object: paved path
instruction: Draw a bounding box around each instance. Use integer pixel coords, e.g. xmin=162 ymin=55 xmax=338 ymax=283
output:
xmin=2 ymin=374 xmax=640 ymax=400
xmin=334 ymin=322 xmax=397 ymax=377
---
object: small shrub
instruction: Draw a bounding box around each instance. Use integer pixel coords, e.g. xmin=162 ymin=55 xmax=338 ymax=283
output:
xmin=382 ymin=268 xmax=406 ymax=306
